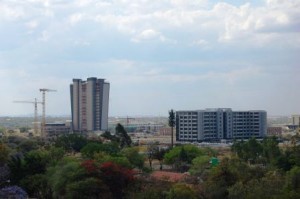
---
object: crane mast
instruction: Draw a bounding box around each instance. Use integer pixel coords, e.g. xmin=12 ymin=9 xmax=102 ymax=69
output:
xmin=13 ymin=98 xmax=43 ymax=135
xmin=39 ymin=88 xmax=56 ymax=137
xmin=118 ymin=116 xmax=135 ymax=128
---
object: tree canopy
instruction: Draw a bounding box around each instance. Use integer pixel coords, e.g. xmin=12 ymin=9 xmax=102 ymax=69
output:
xmin=115 ymin=123 xmax=132 ymax=148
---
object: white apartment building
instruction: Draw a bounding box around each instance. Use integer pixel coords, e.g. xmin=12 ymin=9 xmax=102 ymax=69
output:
xmin=70 ymin=77 xmax=110 ymax=132
xmin=292 ymin=115 xmax=300 ymax=126
xmin=176 ymin=108 xmax=267 ymax=142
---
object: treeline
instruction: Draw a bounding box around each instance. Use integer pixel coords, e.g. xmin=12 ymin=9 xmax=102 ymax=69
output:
xmin=0 ymin=124 xmax=143 ymax=199
xmin=1 ymin=128 xmax=300 ymax=198
xmin=204 ymin=137 xmax=300 ymax=198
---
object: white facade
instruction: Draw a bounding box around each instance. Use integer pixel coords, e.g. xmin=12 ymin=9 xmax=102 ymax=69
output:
xmin=176 ymin=108 xmax=267 ymax=142
xmin=70 ymin=78 xmax=110 ymax=132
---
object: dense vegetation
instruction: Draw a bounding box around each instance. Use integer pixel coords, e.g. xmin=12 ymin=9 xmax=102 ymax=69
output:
xmin=1 ymin=126 xmax=300 ymax=198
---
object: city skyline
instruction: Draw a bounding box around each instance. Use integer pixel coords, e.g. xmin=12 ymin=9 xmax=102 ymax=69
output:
xmin=0 ymin=0 xmax=299 ymax=117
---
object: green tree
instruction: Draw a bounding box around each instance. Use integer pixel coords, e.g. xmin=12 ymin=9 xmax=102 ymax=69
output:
xmin=204 ymin=158 xmax=237 ymax=199
xmin=81 ymin=142 xmax=121 ymax=159
xmin=100 ymin=142 xmax=120 ymax=155
xmin=6 ymin=136 xmax=27 ymax=148
xmin=81 ymin=143 xmax=103 ymax=158
xmin=55 ymin=134 xmax=88 ymax=152
xmin=228 ymin=181 xmax=247 ymax=199
xmin=20 ymin=174 xmax=52 ymax=199
xmin=23 ymin=149 xmax=50 ymax=176
xmin=0 ymin=144 xmax=9 ymax=166
xmin=164 ymin=145 xmax=203 ymax=165
xmin=202 ymin=147 xmax=218 ymax=157
xmin=48 ymin=146 xmax=65 ymax=166
xmin=285 ymin=166 xmax=300 ymax=193
xmin=232 ymin=138 xmax=263 ymax=163
xmin=47 ymin=158 xmax=85 ymax=198
xmin=65 ymin=178 xmax=112 ymax=199
xmin=245 ymin=137 xmax=263 ymax=163
xmin=189 ymin=155 xmax=210 ymax=176
xmin=154 ymin=147 xmax=167 ymax=170
xmin=8 ymin=155 xmax=24 ymax=185
xmin=167 ymin=183 xmax=197 ymax=199
xmin=147 ymin=142 xmax=159 ymax=169
xmin=204 ymin=157 xmax=269 ymax=199
xmin=164 ymin=145 xmax=203 ymax=172
xmin=168 ymin=109 xmax=175 ymax=148
xmin=228 ymin=171 xmax=285 ymax=199
xmin=262 ymin=136 xmax=281 ymax=165
xmin=18 ymin=139 xmax=39 ymax=153
xmin=101 ymin=131 xmax=120 ymax=142
xmin=179 ymin=147 xmax=188 ymax=162
xmin=115 ymin=124 xmax=132 ymax=148
xmin=289 ymin=145 xmax=300 ymax=167
xmin=122 ymin=147 xmax=144 ymax=169
xmin=94 ymin=152 xmax=131 ymax=168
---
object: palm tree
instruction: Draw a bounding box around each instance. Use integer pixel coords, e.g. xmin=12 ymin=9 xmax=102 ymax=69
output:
xmin=169 ymin=109 xmax=176 ymax=148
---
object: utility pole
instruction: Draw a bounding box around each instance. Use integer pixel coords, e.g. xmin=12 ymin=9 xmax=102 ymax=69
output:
xmin=39 ymin=88 xmax=56 ymax=137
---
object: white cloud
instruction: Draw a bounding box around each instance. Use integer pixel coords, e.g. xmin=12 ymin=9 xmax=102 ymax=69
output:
xmin=75 ymin=0 xmax=94 ymax=7
xmin=132 ymin=29 xmax=166 ymax=42
xmin=0 ymin=0 xmax=299 ymax=116
xmin=216 ymin=1 xmax=300 ymax=44
xmin=192 ymin=39 xmax=208 ymax=47
xmin=25 ymin=20 xmax=39 ymax=29
xmin=73 ymin=40 xmax=90 ymax=46
xmin=0 ymin=3 xmax=24 ymax=20
xmin=266 ymin=0 xmax=300 ymax=8
xmin=170 ymin=0 xmax=208 ymax=7
xmin=69 ymin=13 xmax=84 ymax=25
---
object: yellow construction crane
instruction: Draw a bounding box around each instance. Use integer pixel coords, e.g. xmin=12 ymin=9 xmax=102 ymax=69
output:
xmin=39 ymin=88 xmax=57 ymax=137
xmin=13 ymin=98 xmax=43 ymax=135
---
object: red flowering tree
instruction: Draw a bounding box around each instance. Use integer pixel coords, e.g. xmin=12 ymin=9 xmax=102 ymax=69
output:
xmin=81 ymin=160 xmax=99 ymax=175
xmin=100 ymin=162 xmax=135 ymax=199
xmin=80 ymin=160 xmax=136 ymax=198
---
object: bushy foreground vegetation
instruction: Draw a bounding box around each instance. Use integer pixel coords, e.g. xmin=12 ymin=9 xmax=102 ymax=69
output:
xmin=1 ymin=125 xmax=300 ymax=199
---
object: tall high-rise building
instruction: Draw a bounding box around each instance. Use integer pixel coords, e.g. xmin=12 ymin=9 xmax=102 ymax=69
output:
xmin=176 ymin=108 xmax=267 ymax=142
xmin=70 ymin=77 xmax=110 ymax=132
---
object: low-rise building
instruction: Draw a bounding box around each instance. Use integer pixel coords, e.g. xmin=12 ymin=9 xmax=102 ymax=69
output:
xmin=158 ymin=127 xmax=173 ymax=136
xmin=267 ymin=127 xmax=282 ymax=137
xmin=45 ymin=121 xmax=71 ymax=138
xmin=176 ymin=108 xmax=267 ymax=142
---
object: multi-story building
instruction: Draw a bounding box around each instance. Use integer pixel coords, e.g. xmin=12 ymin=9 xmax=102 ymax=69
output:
xmin=176 ymin=108 xmax=267 ymax=142
xmin=267 ymin=127 xmax=282 ymax=137
xmin=292 ymin=115 xmax=300 ymax=126
xmin=45 ymin=121 xmax=71 ymax=139
xmin=70 ymin=77 xmax=110 ymax=132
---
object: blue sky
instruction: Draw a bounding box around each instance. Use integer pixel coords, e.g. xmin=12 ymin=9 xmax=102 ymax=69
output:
xmin=0 ymin=0 xmax=299 ymax=117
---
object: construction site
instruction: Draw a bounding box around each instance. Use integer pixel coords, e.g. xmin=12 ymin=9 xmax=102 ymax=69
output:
xmin=10 ymin=88 xmax=59 ymax=138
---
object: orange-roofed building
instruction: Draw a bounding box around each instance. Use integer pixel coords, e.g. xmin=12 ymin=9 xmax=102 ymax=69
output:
xmin=151 ymin=171 xmax=189 ymax=182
